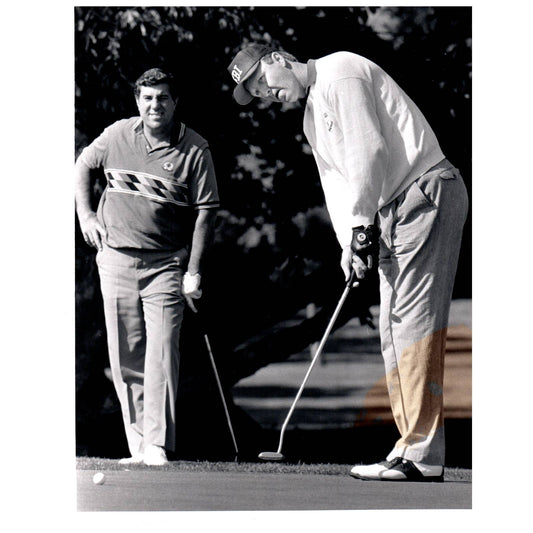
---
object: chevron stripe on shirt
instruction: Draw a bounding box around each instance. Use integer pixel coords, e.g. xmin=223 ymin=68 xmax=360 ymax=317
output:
xmin=79 ymin=117 xmax=219 ymax=249
xmin=106 ymin=168 xmax=189 ymax=207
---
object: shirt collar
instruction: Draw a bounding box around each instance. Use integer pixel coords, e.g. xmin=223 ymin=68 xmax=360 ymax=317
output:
xmin=133 ymin=117 xmax=185 ymax=145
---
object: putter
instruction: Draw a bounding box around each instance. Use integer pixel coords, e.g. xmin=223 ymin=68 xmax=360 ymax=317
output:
xmin=258 ymin=271 xmax=357 ymax=461
xmin=202 ymin=328 xmax=239 ymax=461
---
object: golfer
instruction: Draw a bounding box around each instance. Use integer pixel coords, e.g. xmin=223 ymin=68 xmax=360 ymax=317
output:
xmin=228 ymin=44 xmax=468 ymax=481
xmin=75 ymin=68 xmax=220 ymax=466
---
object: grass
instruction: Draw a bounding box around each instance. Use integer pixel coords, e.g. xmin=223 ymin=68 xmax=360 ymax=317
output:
xmin=76 ymin=457 xmax=471 ymax=482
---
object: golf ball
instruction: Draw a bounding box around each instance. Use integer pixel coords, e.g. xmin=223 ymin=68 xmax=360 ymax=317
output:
xmin=92 ymin=472 xmax=106 ymax=485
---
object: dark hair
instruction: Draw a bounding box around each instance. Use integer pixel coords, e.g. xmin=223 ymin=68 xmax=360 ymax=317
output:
xmin=134 ymin=68 xmax=178 ymax=100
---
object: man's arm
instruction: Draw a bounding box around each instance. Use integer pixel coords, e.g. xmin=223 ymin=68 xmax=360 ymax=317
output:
xmin=182 ymin=208 xmax=217 ymax=311
xmin=187 ymin=208 xmax=217 ymax=275
xmin=74 ymin=157 xmax=106 ymax=251
xmin=329 ymin=77 xmax=388 ymax=283
xmin=331 ymin=77 xmax=388 ymax=227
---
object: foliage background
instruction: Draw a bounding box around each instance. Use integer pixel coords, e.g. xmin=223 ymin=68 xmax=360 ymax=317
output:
xmin=74 ymin=6 xmax=471 ymax=459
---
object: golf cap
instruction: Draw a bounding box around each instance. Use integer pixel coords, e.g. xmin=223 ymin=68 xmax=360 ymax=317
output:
xmin=228 ymin=44 xmax=274 ymax=105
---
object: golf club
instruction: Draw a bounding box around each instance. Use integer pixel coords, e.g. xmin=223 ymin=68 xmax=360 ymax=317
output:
xmin=258 ymin=271 xmax=357 ymax=461
xmin=202 ymin=329 xmax=240 ymax=461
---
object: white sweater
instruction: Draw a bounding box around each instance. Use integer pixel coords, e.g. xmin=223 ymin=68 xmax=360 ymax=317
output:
xmin=303 ymin=52 xmax=445 ymax=248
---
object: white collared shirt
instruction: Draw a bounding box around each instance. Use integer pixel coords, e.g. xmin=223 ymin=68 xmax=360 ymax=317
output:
xmin=303 ymin=52 xmax=444 ymax=247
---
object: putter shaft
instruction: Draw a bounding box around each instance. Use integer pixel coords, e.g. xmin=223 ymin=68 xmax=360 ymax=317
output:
xmin=204 ymin=333 xmax=239 ymax=458
xmin=264 ymin=275 xmax=356 ymax=459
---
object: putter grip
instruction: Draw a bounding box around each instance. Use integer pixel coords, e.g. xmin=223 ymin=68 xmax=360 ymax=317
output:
xmin=347 ymin=269 xmax=357 ymax=287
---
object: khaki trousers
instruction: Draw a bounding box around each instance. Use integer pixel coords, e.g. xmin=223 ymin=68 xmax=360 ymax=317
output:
xmin=377 ymin=159 xmax=468 ymax=464
xmin=96 ymin=246 xmax=186 ymax=455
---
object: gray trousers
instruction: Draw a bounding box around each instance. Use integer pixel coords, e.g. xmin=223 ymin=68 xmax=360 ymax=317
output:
xmin=377 ymin=159 xmax=468 ymax=464
xmin=96 ymin=246 xmax=186 ymax=456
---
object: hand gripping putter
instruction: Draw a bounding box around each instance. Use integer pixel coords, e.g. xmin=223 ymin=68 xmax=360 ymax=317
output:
xmin=259 ymin=271 xmax=357 ymax=461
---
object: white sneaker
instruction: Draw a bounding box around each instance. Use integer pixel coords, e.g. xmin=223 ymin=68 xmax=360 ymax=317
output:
xmin=143 ymin=445 xmax=168 ymax=466
xmin=118 ymin=454 xmax=144 ymax=465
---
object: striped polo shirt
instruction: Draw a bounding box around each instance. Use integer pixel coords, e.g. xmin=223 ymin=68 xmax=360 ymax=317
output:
xmin=79 ymin=117 xmax=220 ymax=250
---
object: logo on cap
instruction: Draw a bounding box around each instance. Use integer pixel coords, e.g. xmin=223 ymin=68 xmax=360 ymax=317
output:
xmin=163 ymin=161 xmax=174 ymax=172
xmin=231 ymin=65 xmax=243 ymax=83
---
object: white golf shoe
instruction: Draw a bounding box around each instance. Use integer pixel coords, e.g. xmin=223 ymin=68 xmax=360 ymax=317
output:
xmin=144 ymin=445 xmax=168 ymax=466
xmin=350 ymin=457 xmax=443 ymax=482
xmin=118 ymin=453 xmax=144 ymax=465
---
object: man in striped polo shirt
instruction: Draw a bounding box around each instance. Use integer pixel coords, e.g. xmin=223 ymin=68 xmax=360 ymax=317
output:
xmin=75 ymin=68 xmax=219 ymax=466
xmin=228 ymin=45 xmax=468 ymax=481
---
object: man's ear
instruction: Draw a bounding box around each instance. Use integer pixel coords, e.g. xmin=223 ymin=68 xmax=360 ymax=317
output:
xmin=271 ymin=51 xmax=286 ymax=66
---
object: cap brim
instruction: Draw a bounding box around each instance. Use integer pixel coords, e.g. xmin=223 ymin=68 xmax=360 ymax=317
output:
xmin=233 ymin=83 xmax=254 ymax=105
xmin=231 ymin=58 xmax=263 ymax=105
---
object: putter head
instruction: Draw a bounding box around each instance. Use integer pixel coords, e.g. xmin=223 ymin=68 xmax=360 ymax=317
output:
xmin=258 ymin=451 xmax=285 ymax=462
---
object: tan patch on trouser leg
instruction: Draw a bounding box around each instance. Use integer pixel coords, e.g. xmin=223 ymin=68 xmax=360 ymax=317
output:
xmin=386 ymin=329 xmax=447 ymax=454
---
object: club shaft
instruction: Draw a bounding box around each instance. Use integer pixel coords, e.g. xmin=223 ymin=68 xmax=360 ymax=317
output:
xmin=204 ymin=333 xmax=239 ymax=456
xmin=275 ymin=282 xmax=353 ymax=454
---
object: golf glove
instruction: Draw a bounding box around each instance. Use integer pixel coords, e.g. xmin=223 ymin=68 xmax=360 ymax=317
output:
xmin=183 ymin=272 xmax=202 ymax=312
xmin=350 ymin=225 xmax=379 ymax=276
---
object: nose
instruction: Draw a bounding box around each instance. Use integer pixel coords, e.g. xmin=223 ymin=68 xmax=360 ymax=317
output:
xmin=258 ymin=86 xmax=272 ymax=98
xmin=254 ymin=78 xmax=272 ymax=98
